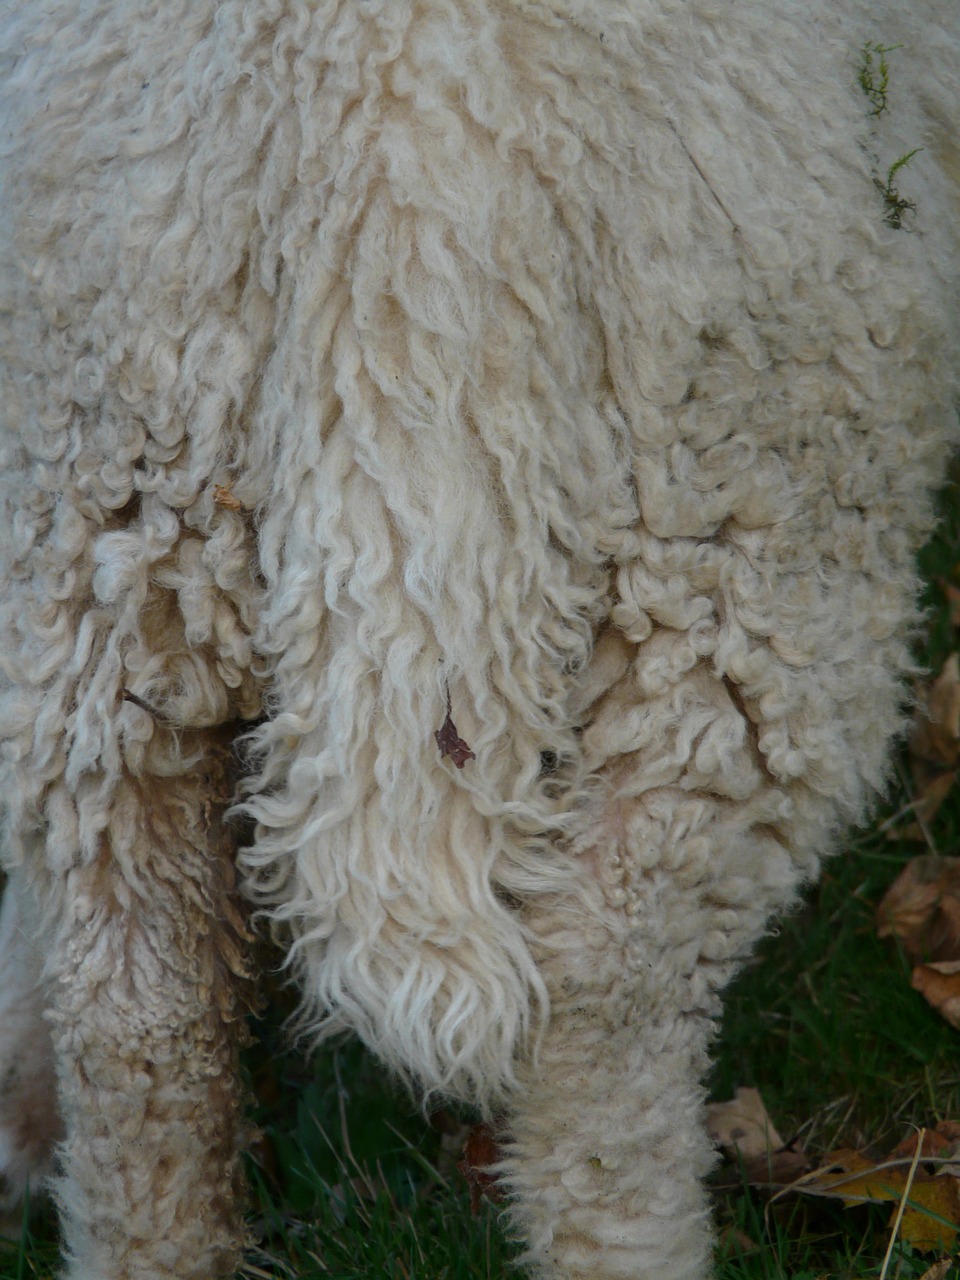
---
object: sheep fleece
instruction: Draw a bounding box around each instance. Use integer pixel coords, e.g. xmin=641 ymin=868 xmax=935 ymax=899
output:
xmin=0 ymin=1 xmax=957 ymax=1277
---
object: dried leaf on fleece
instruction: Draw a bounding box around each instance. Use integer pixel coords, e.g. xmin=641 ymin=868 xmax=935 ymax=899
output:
xmin=212 ymin=483 xmax=244 ymax=511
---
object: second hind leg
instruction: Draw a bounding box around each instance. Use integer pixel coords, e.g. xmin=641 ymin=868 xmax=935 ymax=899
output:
xmin=0 ymin=868 xmax=59 ymax=1227
xmin=44 ymin=731 xmax=255 ymax=1280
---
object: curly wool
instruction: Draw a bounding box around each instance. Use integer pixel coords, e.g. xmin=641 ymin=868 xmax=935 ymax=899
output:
xmin=0 ymin=0 xmax=957 ymax=1277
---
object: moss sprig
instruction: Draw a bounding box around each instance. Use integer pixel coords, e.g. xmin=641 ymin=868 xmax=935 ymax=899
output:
xmin=875 ymin=148 xmax=922 ymax=229
xmin=858 ymin=42 xmax=901 ymax=116
xmin=858 ymin=42 xmax=920 ymax=229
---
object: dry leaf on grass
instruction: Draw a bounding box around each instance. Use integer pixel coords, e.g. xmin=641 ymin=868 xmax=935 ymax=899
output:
xmin=709 ymin=1096 xmax=960 ymax=1255
xmin=782 ymin=1129 xmax=960 ymax=1253
xmin=943 ymin=582 xmax=960 ymax=632
xmin=877 ymin=854 xmax=960 ymax=1026
xmin=715 ymin=1225 xmax=761 ymax=1259
xmin=706 ymin=1087 xmax=784 ymax=1161
xmin=912 ymin=654 xmax=960 ymax=768
xmin=912 ymin=960 xmax=960 ymax=1029
xmin=877 ymin=855 xmax=960 ymax=962
xmin=899 ymin=771 xmax=959 ymax=841
xmin=889 ymin=655 xmax=960 ymax=838
xmin=918 ymin=1259 xmax=955 ymax=1280
xmin=707 ymin=1088 xmax=809 ymax=1189
xmin=898 ymin=1181 xmax=960 ymax=1255
xmin=890 ymin=1122 xmax=960 ymax=1162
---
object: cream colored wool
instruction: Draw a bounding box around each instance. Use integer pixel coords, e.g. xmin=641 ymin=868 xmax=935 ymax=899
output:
xmin=0 ymin=0 xmax=957 ymax=1276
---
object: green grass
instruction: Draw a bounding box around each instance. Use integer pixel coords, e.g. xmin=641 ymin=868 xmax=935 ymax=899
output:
xmin=5 ymin=486 xmax=960 ymax=1280
xmin=238 ymin=1014 xmax=516 ymax=1280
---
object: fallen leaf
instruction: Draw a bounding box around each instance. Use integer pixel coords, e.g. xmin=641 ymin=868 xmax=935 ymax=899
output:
xmin=919 ymin=1259 xmax=954 ymax=1280
xmin=912 ymin=960 xmax=960 ymax=1029
xmin=899 ymin=1178 xmax=960 ymax=1252
xmin=912 ymin=654 xmax=960 ymax=767
xmin=888 ymin=656 xmax=960 ymax=838
xmin=893 ymin=770 xmax=958 ymax=842
xmin=877 ymin=855 xmax=960 ymax=962
xmin=793 ymin=1148 xmax=893 ymax=1208
xmin=786 ymin=1142 xmax=960 ymax=1252
xmin=716 ymin=1226 xmax=760 ymax=1258
xmin=706 ymin=1087 xmax=784 ymax=1161
xmin=711 ymin=1145 xmax=810 ymax=1196
xmin=890 ymin=1123 xmax=960 ymax=1164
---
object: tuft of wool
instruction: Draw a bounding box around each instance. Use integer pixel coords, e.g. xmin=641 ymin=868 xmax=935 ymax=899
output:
xmin=0 ymin=0 xmax=957 ymax=1277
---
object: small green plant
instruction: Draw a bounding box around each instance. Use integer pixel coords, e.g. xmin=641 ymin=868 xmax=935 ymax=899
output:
xmin=858 ymin=41 xmax=901 ymax=116
xmin=876 ymin=147 xmax=923 ymax=229
xmin=858 ymin=41 xmax=921 ymax=229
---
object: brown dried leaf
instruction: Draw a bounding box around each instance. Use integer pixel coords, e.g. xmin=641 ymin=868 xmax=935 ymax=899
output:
xmin=212 ymin=483 xmax=243 ymax=511
xmin=890 ymin=1123 xmax=960 ymax=1164
xmin=912 ymin=960 xmax=960 ymax=1029
xmin=945 ymin=582 xmax=960 ymax=630
xmin=919 ymin=1259 xmax=954 ymax=1280
xmin=900 ymin=1177 xmax=960 ymax=1252
xmin=705 ymin=1087 xmax=784 ymax=1161
xmin=894 ymin=769 xmax=958 ymax=841
xmin=795 ymin=1148 xmax=895 ymax=1207
xmin=912 ymin=654 xmax=960 ymax=767
xmin=716 ymin=1226 xmax=760 ymax=1259
xmin=435 ymin=710 xmax=476 ymax=768
xmin=877 ymin=855 xmax=960 ymax=962
xmin=789 ymin=1145 xmax=960 ymax=1252
xmin=711 ymin=1144 xmax=811 ymax=1198
xmin=744 ymin=1147 xmax=811 ymax=1189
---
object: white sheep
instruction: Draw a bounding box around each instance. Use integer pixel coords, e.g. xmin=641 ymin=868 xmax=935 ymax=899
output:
xmin=0 ymin=1 xmax=957 ymax=1277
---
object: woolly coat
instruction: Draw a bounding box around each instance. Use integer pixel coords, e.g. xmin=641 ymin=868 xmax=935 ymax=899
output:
xmin=0 ymin=1 xmax=957 ymax=1277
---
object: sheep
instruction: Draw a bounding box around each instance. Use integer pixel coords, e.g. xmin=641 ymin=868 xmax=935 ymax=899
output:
xmin=0 ymin=0 xmax=957 ymax=1277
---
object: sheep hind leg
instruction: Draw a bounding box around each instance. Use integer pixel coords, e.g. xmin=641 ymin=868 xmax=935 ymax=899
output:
xmin=0 ymin=868 xmax=60 ymax=1231
xmin=500 ymin=885 xmax=718 ymax=1280
xmin=48 ymin=738 xmax=253 ymax=1280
